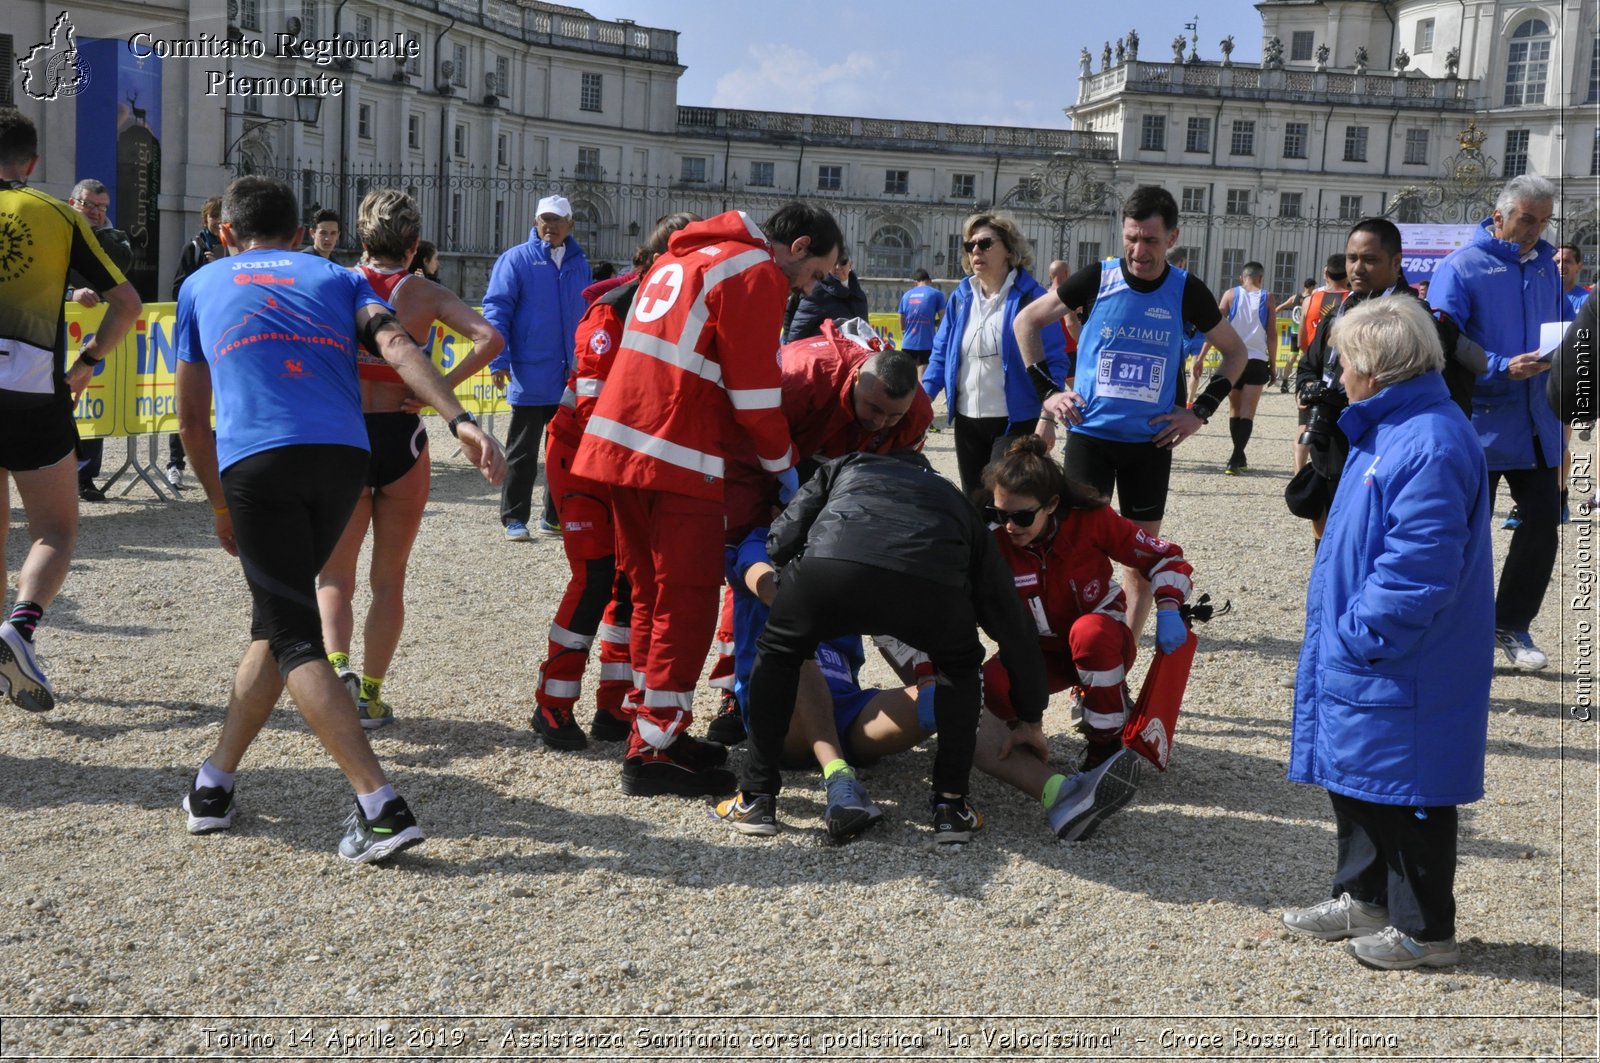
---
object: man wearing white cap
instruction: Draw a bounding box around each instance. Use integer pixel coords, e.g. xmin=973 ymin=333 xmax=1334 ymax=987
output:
xmin=483 ymin=193 xmax=593 ymax=540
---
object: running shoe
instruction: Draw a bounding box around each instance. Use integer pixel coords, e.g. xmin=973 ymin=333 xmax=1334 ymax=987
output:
xmin=1501 ymin=506 xmax=1521 ymax=530
xmin=1346 ymin=926 xmax=1460 ymax=970
xmin=1494 ymin=629 xmax=1549 ymax=671
xmin=165 ymin=464 xmax=184 ymax=489
xmin=536 ymin=517 xmax=562 ymax=537
xmin=705 ymin=690 xmax=747 ymax=746
xmin=531 ymin=701 xmax=588 ymax=750
xmin=711 ymin=791 xmax=778 ymax=836
xmin=823 ymin=771 xmax=883 ymax=841
xmin=931 ymin=796 xmax=983 ymax=844
xmin=78 ymin=482 xmax=107 ymax=503
xmin=589 ymin=706 xmax=631 ymax=742
xmin=357 ymin=692 xmax=396 ymax=731
xmin=504 ymin=520 xmax=533 ymax=542
xmin=0 ymin=621 xmax=55 ymax=713
xmin=1047 ymin=747 xmax=1141 ymax=842
xmin=1281 ymin=892 xmax=1389 ymax=940
xmin=337 ymin=796 xmax=425 ymax=864
xmin=338 ymin=668 xmax=361 ymax=705
xmin=181 ymin=783 xmax=235 ymax=835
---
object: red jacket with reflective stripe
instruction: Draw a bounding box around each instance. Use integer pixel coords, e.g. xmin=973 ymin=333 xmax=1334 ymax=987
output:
xmin=994 ymin=507 xmax=1192 ymax=658
xmin=781 ymin=320 xmax=933 ymax=461
xmin=548 ymin=281 xmax=632 ymax=451
xmin=572 ymin=211 xmax=796 ymax=500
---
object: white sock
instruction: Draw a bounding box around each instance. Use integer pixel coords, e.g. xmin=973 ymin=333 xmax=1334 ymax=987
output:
xmin=196 ymin=759 xmax=235 ymax=792
xmin=357 ymin=784 xmax=397 ymax=820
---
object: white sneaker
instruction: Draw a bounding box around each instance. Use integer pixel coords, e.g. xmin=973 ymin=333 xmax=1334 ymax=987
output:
xmin=1494 ymin=629 xmax=1549 ymax=671
xmin=165 ymin=465 xmax=184 ymax=489
xmin=1282 ymin=892 xmax=1388 ymax=940
xmin=0 ymin=621 xmax=55 ymax=712
xmin=1347 ymin=926 xmax=1460 ymax=969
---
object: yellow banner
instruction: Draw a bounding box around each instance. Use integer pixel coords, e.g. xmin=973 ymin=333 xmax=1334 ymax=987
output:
xmin=66 ymin=302 xmax=512 ymax=437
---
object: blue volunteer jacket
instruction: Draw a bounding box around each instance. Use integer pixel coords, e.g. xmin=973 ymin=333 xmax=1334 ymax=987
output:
xmin=1289 ymin=371 xmax=1493 ymax=807
xmin=921 ymin=267 xmax=1068 ymax=425
xmin=483 ymin=230 xmax=591 ymax=406
xmin=1426 ymin=218 xmax=1563 ymax=472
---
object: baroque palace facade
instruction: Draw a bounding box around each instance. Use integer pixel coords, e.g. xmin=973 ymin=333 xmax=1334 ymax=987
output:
xmin=5 ymin=0 xmax=1596 ymax=304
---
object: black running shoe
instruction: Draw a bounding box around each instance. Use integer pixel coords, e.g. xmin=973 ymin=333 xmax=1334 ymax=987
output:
xmin=589 ymin=707 xmax=630 ymax=742
xmin=338 ymin=796 xmax=425 ymax=864
xmin=531 ymin=702 xmax=588 ymax=750
xmin=705 ymin=690 xmax=747 ymax=746
xmin=931 ymin=797 xmax=983 ymax=844
xmin=182 ymin=783 xmax=235 ymax=835
xmin=711 ymin=791 xmax=778 ymax=836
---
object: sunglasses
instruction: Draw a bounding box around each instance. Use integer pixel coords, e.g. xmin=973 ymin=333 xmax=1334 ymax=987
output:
xmin=985 ymin=504 xmax=1042 ymax=528
xmin=963 ymin=237 xmax=998 ymax=253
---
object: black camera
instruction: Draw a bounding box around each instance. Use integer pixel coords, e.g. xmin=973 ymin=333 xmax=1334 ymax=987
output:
xmin=1298 ymin=381 xmax=1345 ymax=449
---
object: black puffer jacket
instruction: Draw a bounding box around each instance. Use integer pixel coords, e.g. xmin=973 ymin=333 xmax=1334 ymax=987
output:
xmin=766 ymin=452 xmax=1048 ymax=722
xmin=783 ymin=270 xmax=870 ymax=342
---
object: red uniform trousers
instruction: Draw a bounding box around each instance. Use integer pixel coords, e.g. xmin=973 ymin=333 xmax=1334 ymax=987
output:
xmin=982 ymin=612 xmax=1135 ymax=748
xmin=535 ymin=434 xmax=633 ymax=722
xmin=610 ymin=485 xmax=725 ymax=757
xmin=707 ymin=586 xmax=737 ymax=693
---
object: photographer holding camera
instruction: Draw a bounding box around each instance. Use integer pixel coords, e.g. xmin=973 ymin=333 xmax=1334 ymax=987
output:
xmin=1290 ymin=219 xmax=1484 ymax=541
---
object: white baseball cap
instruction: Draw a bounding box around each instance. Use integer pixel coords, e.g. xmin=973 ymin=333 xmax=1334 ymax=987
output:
xmin=536 ymin=195 xmax=573 ymax=219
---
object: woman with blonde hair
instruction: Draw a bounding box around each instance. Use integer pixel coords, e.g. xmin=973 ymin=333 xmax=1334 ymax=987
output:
xmin=317 ymin=189 xmax=503 ymax=728
xmin=922 ymin=212 xmax=1069 ymax=496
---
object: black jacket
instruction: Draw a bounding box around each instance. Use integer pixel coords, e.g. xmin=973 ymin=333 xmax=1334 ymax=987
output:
xmin=1295 ymin=282 xmax=1481 ymax=484
xmin=171 ymin=228 xmax=224 ymax=299
xmin=767 ymin=452 xmax=1048 ymax=722
xmin=67 ymin=226 xmax=132 ymax=292
xmin=783 ymin=270 xmax=870 ymax=343
xmin=1549 ymin=290 xmax=1597 ymax=424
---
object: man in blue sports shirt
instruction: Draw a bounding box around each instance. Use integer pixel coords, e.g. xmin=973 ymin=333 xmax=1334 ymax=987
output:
xmin=174 ymin=176 xmax=506 ymax=863
xmin=898 ymin=268 xmax=945 ymax=368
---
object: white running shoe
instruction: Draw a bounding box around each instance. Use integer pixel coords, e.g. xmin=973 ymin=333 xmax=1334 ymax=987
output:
xmin=0 ymin=621 xmax=55 ymax=712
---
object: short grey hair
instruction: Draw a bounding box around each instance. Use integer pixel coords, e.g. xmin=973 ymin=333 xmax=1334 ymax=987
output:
xmin=70 ymin=178 xmax=107 ymax=201
xmin=1496 ymin=173 xmax=1556 ymax=216
xmin=1329 ymin=297 xmax=1443 ymax=390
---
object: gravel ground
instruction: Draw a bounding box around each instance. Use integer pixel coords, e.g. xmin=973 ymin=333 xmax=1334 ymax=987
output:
xmin=2 ymin=391 xmax=1595 ymax=1061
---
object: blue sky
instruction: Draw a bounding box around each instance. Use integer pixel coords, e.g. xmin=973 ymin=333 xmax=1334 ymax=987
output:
xmin=590 ymin=0 xmax=1267 ymax=127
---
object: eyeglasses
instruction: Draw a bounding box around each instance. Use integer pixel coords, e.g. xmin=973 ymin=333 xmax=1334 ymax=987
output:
xmin=984 ymin=504 xmax=1041 ymax=528
xmin=963 ymin=237 xmax=998 ymax=253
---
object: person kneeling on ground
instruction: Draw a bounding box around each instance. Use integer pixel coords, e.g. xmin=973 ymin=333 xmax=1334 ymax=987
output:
xmin=982 ymin=435 xmax=1191 ymax=772
xmin=718 ymin=528 xmax=1141 ymax=843
xmin=1282 ymin=296 xmax=1492 ymax=970
xmin=715 ymin=450 xmax=1046 ymax=845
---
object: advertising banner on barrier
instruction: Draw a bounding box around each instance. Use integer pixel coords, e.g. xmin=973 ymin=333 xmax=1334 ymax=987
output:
xmin=1398 ymin=224 xmax=1478 ymax=283
xmin=67 ymin=301 xmax=513 ymax=438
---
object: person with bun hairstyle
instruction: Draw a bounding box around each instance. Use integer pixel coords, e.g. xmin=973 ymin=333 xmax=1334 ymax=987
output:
xmin=983 ymin=435 xmax=1194 ymax=772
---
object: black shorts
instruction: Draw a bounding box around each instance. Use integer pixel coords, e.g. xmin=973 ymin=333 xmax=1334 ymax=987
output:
xmin=1234 ymin=359 xmax=1272 ymax=389
xmin=1062 ymin=431 xmax=1173 ymax=522
xmin=365 ymin=412 xmax=428 ymax=488
xmin=0 ymin=396 xmax=78 ymax=472
xmin=222 ymin=444 xmax=368 ymax=675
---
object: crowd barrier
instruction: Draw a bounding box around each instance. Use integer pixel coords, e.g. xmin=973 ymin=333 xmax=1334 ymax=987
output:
xmin=65 ymin=302 xmax=511 ymax=442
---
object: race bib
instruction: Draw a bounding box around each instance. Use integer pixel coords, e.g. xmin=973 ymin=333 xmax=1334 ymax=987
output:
xmin=1097 ymin=348 xmax=1165 ymax=404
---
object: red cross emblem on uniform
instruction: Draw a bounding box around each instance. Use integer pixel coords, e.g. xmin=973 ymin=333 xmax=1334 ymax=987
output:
xmin=634 ymin=263 xmax=684 ymax=323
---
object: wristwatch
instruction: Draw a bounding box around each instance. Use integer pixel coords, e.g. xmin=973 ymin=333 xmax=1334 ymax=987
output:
xmin=447 ymin=412 xmax=476 ymax=437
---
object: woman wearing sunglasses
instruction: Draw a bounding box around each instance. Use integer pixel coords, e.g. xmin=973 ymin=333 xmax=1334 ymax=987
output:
xmin=982 ymin=436 xmax=1193 ymax=772
xmin=923 ymin=213 xmax=1070 ymax=496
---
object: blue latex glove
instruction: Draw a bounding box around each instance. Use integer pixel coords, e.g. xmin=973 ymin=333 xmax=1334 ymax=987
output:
xmin=1156 ymin=607 xmax=1187 ymax=655
xmin=916 ymin=682 xmax=938 ymax=733
xmin=776 ymin=467 xmax=800 ymax=505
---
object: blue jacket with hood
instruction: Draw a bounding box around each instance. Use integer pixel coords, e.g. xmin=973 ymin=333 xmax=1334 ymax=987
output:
xmin=1426 ymin=218 xmax=1563 ymax=471
xmin=1288 ymin=371 xmax=1493 ymax=806
xmin=483 ymin=229 xmax=591 ymax=406
xmin=921 ymin=267 xmax=1068 ymax=425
